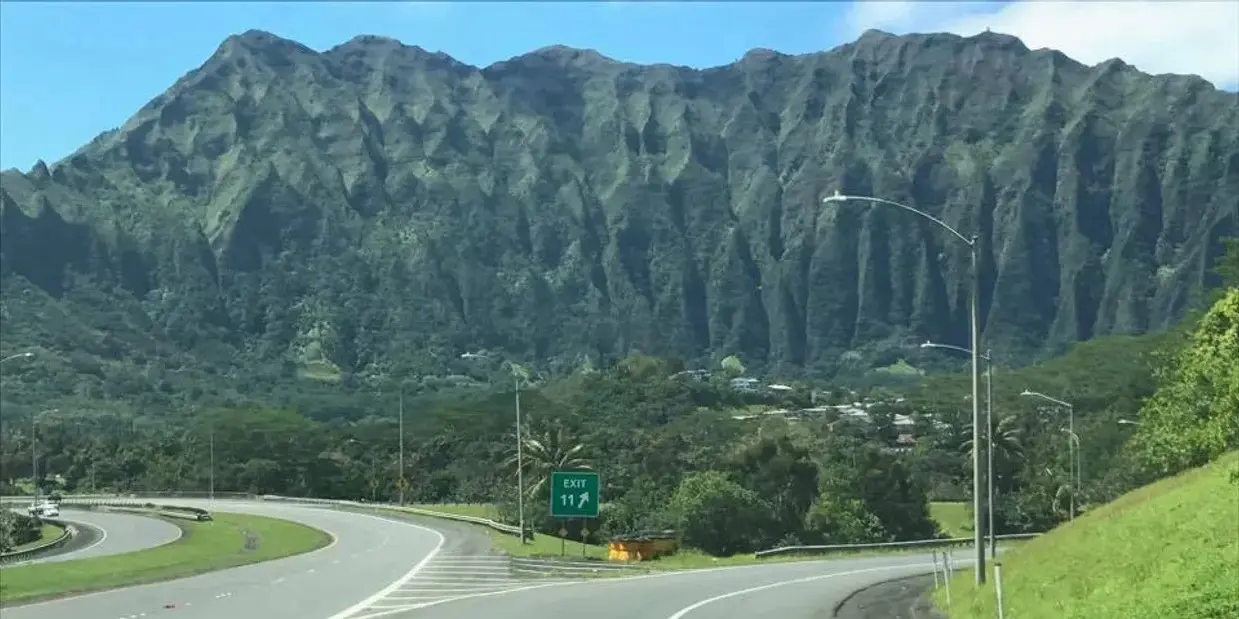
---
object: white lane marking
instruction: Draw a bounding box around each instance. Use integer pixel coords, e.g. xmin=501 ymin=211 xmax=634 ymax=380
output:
xmin=2 ymin=517 xmax=109 ymax=567
xmin=344 ymin=583 xmax=567 ymax=619
xmin=6 ymin=502 xmax=344 ymax=609
xmin=323 ymin=512 xmax=447 ymax=619
xmin=665 ymin=561 xmax=939 ymax=619
xmin=342 ymin=557 xmax=959 ymax=619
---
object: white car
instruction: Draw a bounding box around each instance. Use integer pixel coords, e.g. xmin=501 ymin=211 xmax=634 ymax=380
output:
xmin=27 ymin=502 xmax=59 ymax=517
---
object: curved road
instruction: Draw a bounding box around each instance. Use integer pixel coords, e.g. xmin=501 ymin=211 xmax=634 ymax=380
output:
xmin=351 ymin=552 xmax=954 ymax=619
xmin=4 ymin=497 xmax=954 ymax=619
xmin=14 ymin=508 xmax=183 ymax=565
xmin=1 ymin=499 xmax=457 ymax=619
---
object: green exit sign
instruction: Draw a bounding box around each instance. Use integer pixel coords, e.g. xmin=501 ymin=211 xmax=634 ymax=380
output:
xmin=549 ymin=470 xmax=600 ymax=519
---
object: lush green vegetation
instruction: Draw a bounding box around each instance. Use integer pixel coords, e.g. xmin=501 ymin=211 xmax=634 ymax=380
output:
xmin=937 ymin=284 xmax=1239 ymax=619
xmin=0 ymin=512 xmax=331 ymax=604
xmin=0 ymin=335 xmax=1179 ymax=557
xmin=938 ymin=451 xmax=1239 ymax=619
xmin=7 ymin=523 xmax=63 ymax=553
xmin=2 ymin=30 xmax=1236 ymax=411
xmin=0 ymin=512 xmax=45 ymax=553
xmin=0 ymin=240 xmax=1233 ymax=561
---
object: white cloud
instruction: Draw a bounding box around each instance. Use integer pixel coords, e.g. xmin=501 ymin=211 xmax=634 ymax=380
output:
xmin=839 ymin=1 xmax=1239 ymax=90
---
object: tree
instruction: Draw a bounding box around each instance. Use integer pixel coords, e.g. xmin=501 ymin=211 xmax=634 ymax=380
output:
xmin=1131 ymin=289 xmax=1239 ymax=476
xmin=728 ymin=435 xmax=819 ymax=546
xmin=962 ymin=415 xmax=1025 ymax=493
xmin=820 ymin=441 xmax=938 ymax=541
xmin=1211 ymin=237 xmax=1239 ymax=290
xmin=719 ymin=355 xmax=745 ymax=378
xmin=668 ymin=471 xmax=767 ymax=556
xmin=504 ymin=426 xmax=591 ymax=499
xmin=804 ymin=493 xmax=887 ymax=544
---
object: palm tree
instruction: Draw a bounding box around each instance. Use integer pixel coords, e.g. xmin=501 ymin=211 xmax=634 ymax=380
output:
xmin=503 ymin=426 xmax=591 ymax=499
xmin=961 ymin=415 xmax=1025 ymax=464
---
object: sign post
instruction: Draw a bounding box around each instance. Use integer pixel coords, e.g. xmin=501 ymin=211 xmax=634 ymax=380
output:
xmin=549 ymin=471 xmax=601 ymax=519
xmin=551 ymin=471 xmax=599 ymax=558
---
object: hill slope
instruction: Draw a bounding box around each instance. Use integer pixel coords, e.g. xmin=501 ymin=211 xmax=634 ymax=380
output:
xmin=2 ymin=29 xmax=1238 ymax=392
xmin=941 ymin=450 xmax=1239 ymax=619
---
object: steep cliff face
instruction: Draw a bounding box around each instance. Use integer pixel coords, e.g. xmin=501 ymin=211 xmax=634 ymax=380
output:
xmin=2 ymin=29 xmax=1237 ymax=381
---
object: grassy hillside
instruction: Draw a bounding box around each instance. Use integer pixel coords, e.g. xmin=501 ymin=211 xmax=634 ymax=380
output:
xmin=937 ymin=450 xmax=1239 ymax=619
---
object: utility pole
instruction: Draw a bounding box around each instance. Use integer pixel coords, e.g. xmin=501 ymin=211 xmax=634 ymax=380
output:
xmin=823 ymin=192 xmax=985 ymax=584
xmin=968 ymin=238 xmax=986 ymax=584
xmin=985 ymin=349 xmax=996 ymax=559
xmin=398 ymin=389 xmax=405 ymax=507
xmin=31 ymin=413 xmax=38 ymax=507
xmin=209 ymin=425 xmax=215 ymax=503
xmin=515 ymin=374 xmax=526 ymax=544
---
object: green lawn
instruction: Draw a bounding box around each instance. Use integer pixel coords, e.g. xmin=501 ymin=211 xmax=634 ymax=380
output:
xmin=385 ymin=504 xmax=1021 ymax=570
xmin=0 ymin=512 xmax=332 ymax=604
xmin=935 ymin=450 xmax=1239 ymax=619
xmin=929 ymin=501 xmax=973 ymax=538
xmin=8 ymin=524 xmax=66 ymax=553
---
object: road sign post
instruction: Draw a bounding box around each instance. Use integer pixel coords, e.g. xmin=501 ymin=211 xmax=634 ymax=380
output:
xmin=549 ymin=471 xmax=600 ymax=519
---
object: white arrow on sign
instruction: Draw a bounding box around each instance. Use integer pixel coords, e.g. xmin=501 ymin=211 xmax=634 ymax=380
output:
xmin=578 ymin=492 xmax=591 ymax=507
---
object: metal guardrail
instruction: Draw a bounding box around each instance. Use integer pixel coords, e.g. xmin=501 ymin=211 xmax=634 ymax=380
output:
xmin=0 ymin=518 xmax=76 ymax=565
xmin=255 ymin=495 xmax=526 ymax=536
xmin=0 ymin=493 xmax=524 ymax=536
xmin=2 ymin=494 xmax=1045 ymax=559
xmin=753 ymin=532 xmax=1043 ymax=558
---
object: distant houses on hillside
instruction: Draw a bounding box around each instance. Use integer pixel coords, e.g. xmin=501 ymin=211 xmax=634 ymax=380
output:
xmin=669 ymin=370 xmax=799 ymax=396
xmin=729 ymin=398 xmax=946 ymax=453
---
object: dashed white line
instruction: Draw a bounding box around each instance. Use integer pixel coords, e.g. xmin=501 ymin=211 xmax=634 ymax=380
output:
xmin=324 ymin=514 xmax=447 ymax=619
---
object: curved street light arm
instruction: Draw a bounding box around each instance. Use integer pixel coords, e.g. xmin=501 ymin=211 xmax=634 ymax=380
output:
xmin=823 ymin=194 xmax=975 ymax=247
xmin=920 ymin=341 xmax=992 ymax=362
xmin=1020 ymin=390 xmax=1072 ymax=410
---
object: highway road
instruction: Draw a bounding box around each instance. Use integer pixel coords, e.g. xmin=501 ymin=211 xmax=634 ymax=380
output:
xmin=10 ymin=508 xmax=183 ymax=566
xmin=343 ymin=551 xmax=953 ymax=619
xmin=3 ymin=497 xmax=954 ymax=619
xmin=0 ymin=499 xmax=473 ymax=619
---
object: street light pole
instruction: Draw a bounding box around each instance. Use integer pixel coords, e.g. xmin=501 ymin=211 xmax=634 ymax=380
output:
xmin=398 ymin=389 xmax=405 ymax=507
xmin=1020 ymin=390 xmax=1076 ymax=522
xmin=501 ymin=361 xmax=530 ymax=544
xmin=920 ymin=341 xmax=997 ymax=559
xmin=985 ymin=347 xmax=995 ymax=559
xmin=0 ymin=352 xmax=34 ymax=364
xmin=209 ymin=425 xmax=215 ymax=503
xmin=514 ymin=373 xmax=526 ymax=544
xmin=31 ymin=415 xmax=37 ymax=506
xmin=825 ymin=192 xmax=986 ymax=585
xmin=30 ymin=408 xmax=57 ymax=507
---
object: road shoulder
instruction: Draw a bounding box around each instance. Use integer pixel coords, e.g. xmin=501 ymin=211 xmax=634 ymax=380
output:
xmin=834 ymin=573 xmax=945 ymax=619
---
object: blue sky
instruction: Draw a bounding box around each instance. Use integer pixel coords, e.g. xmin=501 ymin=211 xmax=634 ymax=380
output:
xmin=2 ymin=1 xmax=1235 ymax=171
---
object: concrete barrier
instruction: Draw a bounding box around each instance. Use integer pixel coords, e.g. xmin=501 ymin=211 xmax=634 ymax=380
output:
xmin=0 ymin=519 xmax=75 ymax=565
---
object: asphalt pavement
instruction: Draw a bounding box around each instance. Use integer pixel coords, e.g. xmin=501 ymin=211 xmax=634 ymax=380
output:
xmin=10 ymin=508 xmax=183 ymax=566
xmin=3 ymin=498 xmax=961 ymax=619
xmin=341 ymin=551 xmax=959 ymax=619
xmin=0 ymin=499 xmax=456 ymax=619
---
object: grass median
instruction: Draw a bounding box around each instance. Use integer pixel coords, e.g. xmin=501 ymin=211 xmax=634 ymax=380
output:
xmin=387 ymin=505 xmax=1011 ymax=571
xmin=9 ymin=524 xmax=67 ymax=553
xmin=0 ymin=511 xmax=332 ymax=605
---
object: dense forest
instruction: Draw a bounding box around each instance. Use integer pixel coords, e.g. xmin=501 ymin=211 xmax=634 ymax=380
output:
xmin=1 ymin=26 xmax=1237 ymax=555
xmin=1 ymin=241 xmax=1234 ymax=554
xmin=2 ymin=29 xmax=1237 ymax=390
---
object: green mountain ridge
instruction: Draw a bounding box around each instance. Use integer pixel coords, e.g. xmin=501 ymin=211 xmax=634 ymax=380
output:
xmin=2 ymin=28 xmax=1237 ymax=391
